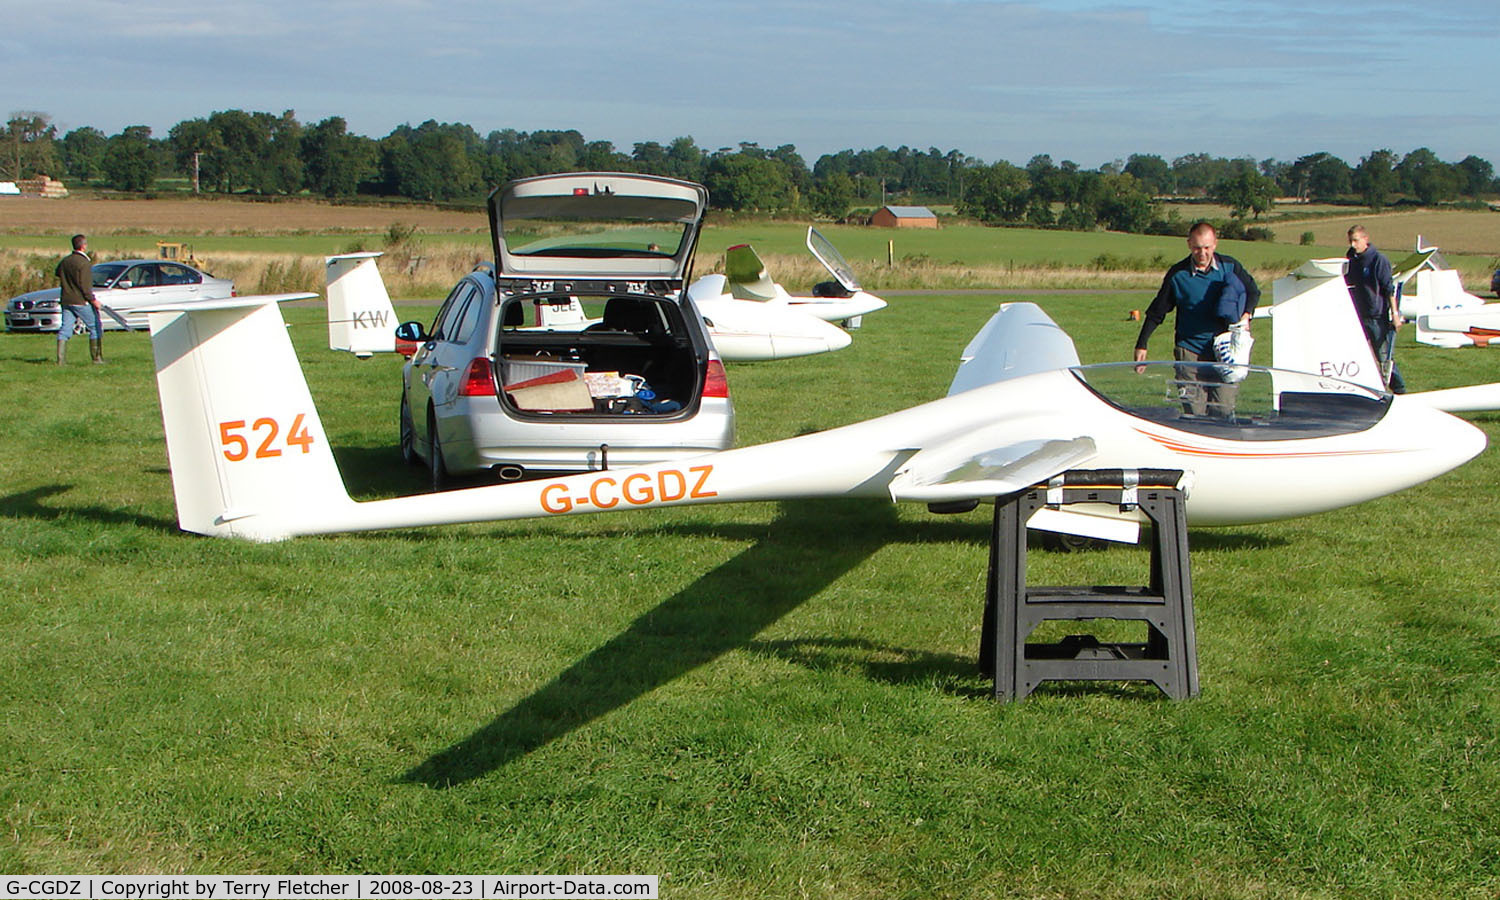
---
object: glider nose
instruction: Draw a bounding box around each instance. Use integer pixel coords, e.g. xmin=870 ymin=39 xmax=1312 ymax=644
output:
xmin=825 ymin=326 xmax=854 ymax=351
xmin=769 ymin=325 xmax=850 ymax=358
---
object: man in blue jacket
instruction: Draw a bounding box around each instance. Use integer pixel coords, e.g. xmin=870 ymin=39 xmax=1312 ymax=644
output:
xmin=1134 ymin=222 xmax=1259 ymax=416
xmin=1345 ymin=225 xmax=1405 ymax=393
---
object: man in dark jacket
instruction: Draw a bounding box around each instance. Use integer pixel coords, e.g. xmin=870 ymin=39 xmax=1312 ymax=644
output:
xmin=1133 ymin=222 xmax=1260 ymax=416
xmin=1345 ymin=225 xmax=1404 ymax=393
xmin=55 ymin=233 xmax=103 ymax=365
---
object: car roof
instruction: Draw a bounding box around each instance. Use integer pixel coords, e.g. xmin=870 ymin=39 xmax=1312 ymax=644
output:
xmin=96 ymin=259 xmax=197 ymax=268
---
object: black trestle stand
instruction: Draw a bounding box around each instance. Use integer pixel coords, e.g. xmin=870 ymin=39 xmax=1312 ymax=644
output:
xmin=979 ymin=468 xmax=1199 ymax=701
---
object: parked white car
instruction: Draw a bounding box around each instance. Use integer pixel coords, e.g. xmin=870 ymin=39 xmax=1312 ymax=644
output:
xmin=397 ymin=172 xmax=735 ymax=487
xmin=5 ymin=259 xmax=235 ymax=332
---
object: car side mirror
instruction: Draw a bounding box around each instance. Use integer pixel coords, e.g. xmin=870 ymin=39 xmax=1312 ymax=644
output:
xmin=395 ymin=321 xmax=429 ymax=343
xmin=116 ymin=280 xmax=132 ymax=289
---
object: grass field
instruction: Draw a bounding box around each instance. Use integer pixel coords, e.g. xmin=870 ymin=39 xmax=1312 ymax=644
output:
xmin=2 ymin=287 xmax=1499 ymax=895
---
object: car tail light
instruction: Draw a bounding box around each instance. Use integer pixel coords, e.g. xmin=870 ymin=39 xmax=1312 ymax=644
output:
xmin=459 ymin=357 xmax=498 ymax=397
xmin=703 ymin=359 xmax=730 ymax=398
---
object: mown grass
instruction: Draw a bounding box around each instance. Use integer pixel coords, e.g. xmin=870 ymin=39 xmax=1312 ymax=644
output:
xmin=2 ymin=293 xmax=1499 ymax=895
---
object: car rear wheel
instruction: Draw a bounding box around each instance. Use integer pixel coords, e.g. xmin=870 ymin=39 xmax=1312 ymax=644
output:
xmin=428 ymin=408 xmax=448 ymax=492
xmin=399 ymin=393 xmax=419 ymax=466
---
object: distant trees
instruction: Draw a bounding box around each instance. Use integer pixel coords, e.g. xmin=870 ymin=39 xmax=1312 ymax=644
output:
xmin=378 ymin=121 xmax=484 ymax=201
xmin=703 ymin=149 xmax=796 ymax=211
xmin=102 ymin=126 xmax=159 ymax=191
xmin=1123 ymin=154 xmax=1172 ymax=196
xmin=301 ymin=117 xmax=377 ymax=198
xmin=12 ymin=105 xmax=1500 ymax=238
xmin=1456 ymin=155 xmax=1495 ymax=199
xmin=1213 ymin=169 xmax=1278 ymax=219
xmin=4 ymin=112 xmax=58 ymax=180
xmin=809 ymin=171 xmax=856 ymax=220
xmin=958 ymin=161 xmax=1029 ymax=224
xmin=1353 ymin=150 xmax=1399 ymax=210
xmin=1287 ymin=152 xmax=1352 ymax=202
xmin=59 ymin=126 xmax=107 ymax=181
xmin=1397 ymin=147 xmax=1461 ymax=205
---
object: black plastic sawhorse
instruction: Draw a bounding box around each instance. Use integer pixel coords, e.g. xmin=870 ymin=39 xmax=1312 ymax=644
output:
xmin=979 ymin=469 xmax=1199 ymax=701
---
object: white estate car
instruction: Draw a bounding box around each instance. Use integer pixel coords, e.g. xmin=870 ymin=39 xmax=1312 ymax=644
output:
xmin=5 ymin=259 xmax=235 ymax=332
xmin=397 ymin=172 xmax=735 ymax=488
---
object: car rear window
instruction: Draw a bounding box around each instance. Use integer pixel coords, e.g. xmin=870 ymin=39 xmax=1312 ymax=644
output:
xmin=507 ymin=221 xmax=687 ymax=259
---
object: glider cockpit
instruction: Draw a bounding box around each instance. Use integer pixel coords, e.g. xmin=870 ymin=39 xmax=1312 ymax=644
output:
xmin=1072 ymin=362 xmax=1392 ymax=442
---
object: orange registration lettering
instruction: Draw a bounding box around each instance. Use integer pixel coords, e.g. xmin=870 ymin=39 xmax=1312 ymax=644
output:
xmin=622 ymin=472 xmax=654 ymax=505
xmin=589 ymin=476 xmax=620 ymax=509
xmin=688 ymin=464 xmax=717 ymax=499
xmin=657 ymin=469 xmax=687 ymax=502
xmin=540 ymin=483 xmax=572 ymax=514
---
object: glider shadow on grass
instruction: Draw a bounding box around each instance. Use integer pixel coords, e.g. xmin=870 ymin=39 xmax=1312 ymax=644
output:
xmin=403 ymin=497 xmax=924 ymax=788
xmin=0 ymin=484 xmax=178 ymax=534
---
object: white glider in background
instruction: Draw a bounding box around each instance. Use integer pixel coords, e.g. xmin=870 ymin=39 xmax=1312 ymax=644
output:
xmin=509 ymin=274 xmax=854 ymax=362
xmin=1387 ymin=238 xmax=1500 ymax=347
xmin=140 ymin=295 xmax=1484 ymax=543
xmin=323 ymin=239 xmax=853 ymax=364
xmin=710 ymin=228 xmax=889 ymax=329
xmin=326 ymin=251 xmax=398 ymax=358
xmin=1262 ymin=258 xmax=1500 ymax=412
xmin=683 ymin=274 xmax=853 ymax=361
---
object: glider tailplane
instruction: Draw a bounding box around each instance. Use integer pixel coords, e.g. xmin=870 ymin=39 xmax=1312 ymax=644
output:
xmin=148 ymin=298 xmax=356 ymax=541
xmin=326 ymin=252 xmax=397 ymax=357
xmin=723 ymin=243 xmax=779 ymax=302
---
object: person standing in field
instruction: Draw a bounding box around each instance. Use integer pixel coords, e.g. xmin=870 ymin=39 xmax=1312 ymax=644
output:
xmin=1344 ymin=224 xmax=1405 ymax=393
xmin=1133 ymin=221 xmax=1260 ymax=416
xmin=55 ymin=233 xmax=104 ymax=365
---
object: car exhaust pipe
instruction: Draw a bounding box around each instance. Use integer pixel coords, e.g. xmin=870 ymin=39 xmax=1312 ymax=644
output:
xmin=496 ymin=465 xmax=525 ymax=482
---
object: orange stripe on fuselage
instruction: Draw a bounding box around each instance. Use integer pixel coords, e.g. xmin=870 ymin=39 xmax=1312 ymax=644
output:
xmin=1134 ymin=428 xmax=1403 ymax=460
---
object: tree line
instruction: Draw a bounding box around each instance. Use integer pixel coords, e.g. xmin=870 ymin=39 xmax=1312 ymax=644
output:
xmin=4 ymin=109 xmax=1496 ymax=237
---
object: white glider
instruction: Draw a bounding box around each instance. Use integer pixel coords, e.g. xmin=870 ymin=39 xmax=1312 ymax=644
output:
xmin=324 ymin=241 xmax=854 ymax=364
xmin=1263 ymin=258 xmax=1500 ymax=412
xmin=142 ymin=296 xmax=1484 ymax=543
xmin=683 ymin=274 xmax=854 ymax=361
xmin=1390 ymin=239 xmax=1500 ymax=348
xmin=710 ymin=228 xmax=889 ymax=328
xmin=326 ymin=252 xmax=398 ymax=358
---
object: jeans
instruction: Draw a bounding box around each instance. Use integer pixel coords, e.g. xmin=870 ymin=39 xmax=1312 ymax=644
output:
xmin=1173 ymin=344 xmax=1237 ymax=418
xmin=58 ymin=303 xmax=101 ymax=341
xmin=1362 ymin=316 xmax=1406 ymax=394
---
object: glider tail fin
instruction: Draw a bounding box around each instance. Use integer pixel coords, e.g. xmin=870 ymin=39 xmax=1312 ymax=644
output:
xmin=1267 ymin=271 xmax=1385 ymax=391
xmin=326 ymin=252 xmax=397 ymax=357
xmin=147 ymin=297 xmax=355 ymax=541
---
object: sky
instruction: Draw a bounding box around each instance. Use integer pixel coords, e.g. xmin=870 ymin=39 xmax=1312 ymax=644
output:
xmin=2 ymin=0 xmax=1496 ymax=168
